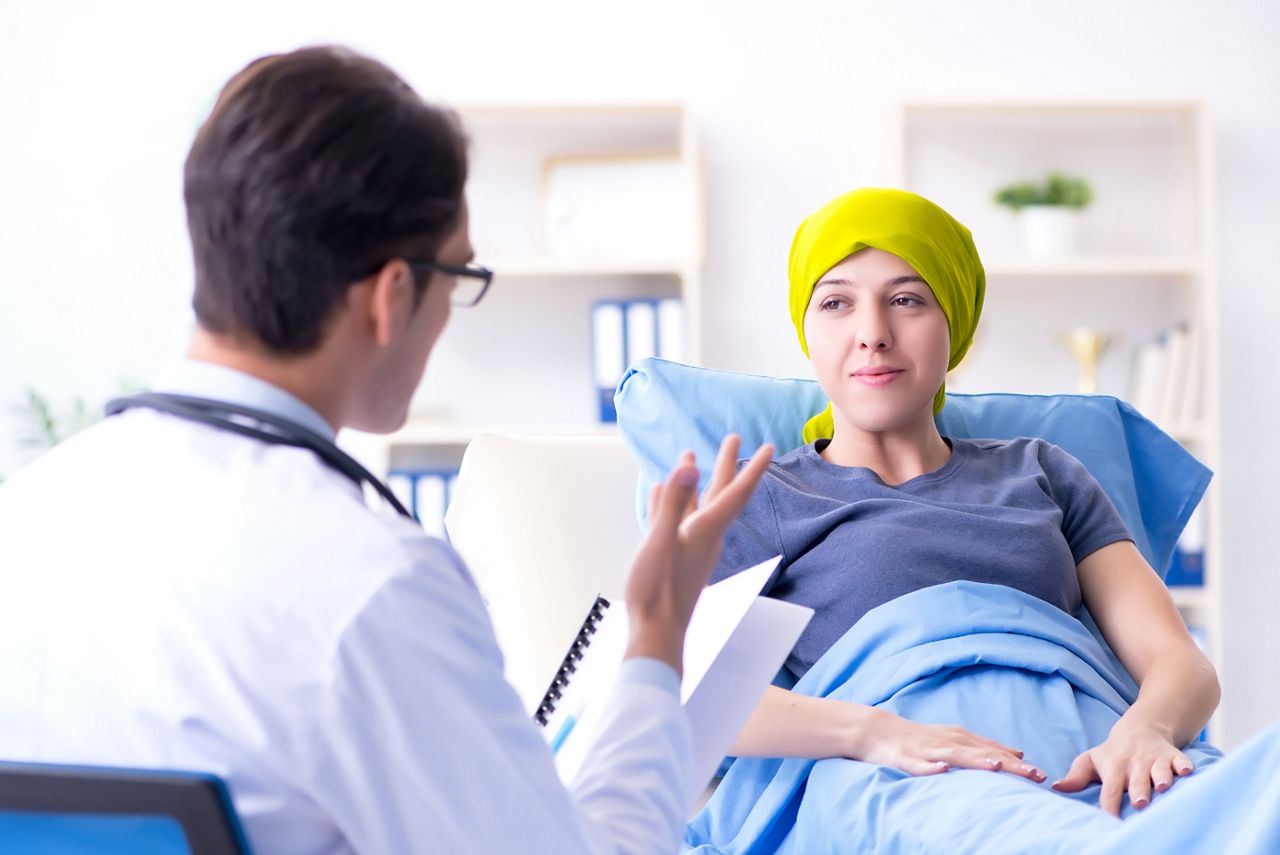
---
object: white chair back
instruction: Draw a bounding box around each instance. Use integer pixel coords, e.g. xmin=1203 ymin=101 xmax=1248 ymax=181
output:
xmin=445 ymin=434 xmax=642 ymax=712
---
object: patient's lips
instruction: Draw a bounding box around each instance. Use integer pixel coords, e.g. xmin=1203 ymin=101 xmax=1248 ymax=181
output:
xmin=852 ymin=365 xmax=903 ymax=387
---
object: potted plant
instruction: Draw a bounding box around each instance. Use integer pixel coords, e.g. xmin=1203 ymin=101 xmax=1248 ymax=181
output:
xmin=2 ymin=385 xmax=138 ymax=484
xmin=994 ymin=172 xmax=1094 ymax=258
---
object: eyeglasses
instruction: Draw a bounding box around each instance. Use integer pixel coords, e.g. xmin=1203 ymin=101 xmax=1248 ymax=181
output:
xmin=404 ymin=260 xmax=494 ymax=308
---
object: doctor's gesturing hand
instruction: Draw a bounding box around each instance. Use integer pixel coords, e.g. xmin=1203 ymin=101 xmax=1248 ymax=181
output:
xmin=623 ymin=435 xmax=775 ymax=675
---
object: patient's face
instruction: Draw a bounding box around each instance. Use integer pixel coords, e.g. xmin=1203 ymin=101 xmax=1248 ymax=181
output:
xmin=803 ymin=247 xmax=950 ymax=435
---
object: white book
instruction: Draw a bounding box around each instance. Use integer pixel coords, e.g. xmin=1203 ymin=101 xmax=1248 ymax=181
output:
xmin=1176 ymin=327 xmax=1204 ymax=428
xmin=414 ymin=474 xmax=448 ymax=539
xmin=624 ymin=300 xmax=657 ymax=367
xmin=387 ymin=474 xmax=414 ymax=516
xmin=1129 ymin=337 xmax=1167 ymax=422
xmin=591 ymin=303 xmax=625 ymax=389
xmin=657 ymin=298 xmax=686 ymax=363
xmin=537 ymin=556 xmax=811 ymax=803
xmin=1157 ymin=325 xmax=1189 ymax=429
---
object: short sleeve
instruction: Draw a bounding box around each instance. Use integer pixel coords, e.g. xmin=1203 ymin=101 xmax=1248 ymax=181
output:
xmin=1037 ymin=441 xmax=1134 ymax=564
xmin=710 ymin=462 xmax=785 ymax=586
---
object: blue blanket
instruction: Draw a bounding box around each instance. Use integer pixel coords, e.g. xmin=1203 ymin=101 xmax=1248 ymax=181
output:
xmin=685 ymin=582 xmax=1280 ymax=854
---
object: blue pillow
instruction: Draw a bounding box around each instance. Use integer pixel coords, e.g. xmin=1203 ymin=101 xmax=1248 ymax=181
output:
xmin=615 ymin=357 xmax=1210 ymax=579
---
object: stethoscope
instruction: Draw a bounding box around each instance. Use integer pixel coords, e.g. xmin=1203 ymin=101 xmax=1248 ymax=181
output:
xmin=104 ymin=392 xmax=416 ymax=520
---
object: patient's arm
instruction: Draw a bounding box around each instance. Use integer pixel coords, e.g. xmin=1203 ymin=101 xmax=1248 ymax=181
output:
xmin=729 ymin=685 xmax=1047 ymax=781
xmin=1054 ymin=539 xmax=1220 ymax=816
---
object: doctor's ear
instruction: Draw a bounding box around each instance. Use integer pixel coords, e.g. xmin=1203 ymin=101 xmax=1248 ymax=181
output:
xmin=360 ymin=260 xmax=418 ymax=347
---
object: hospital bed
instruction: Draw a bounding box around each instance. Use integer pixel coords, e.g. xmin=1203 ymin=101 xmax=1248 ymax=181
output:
xmin=444 ymin=358 xmax=1280 ymax=854
xmin=444 ymin=356 xmax=1208 ymax=718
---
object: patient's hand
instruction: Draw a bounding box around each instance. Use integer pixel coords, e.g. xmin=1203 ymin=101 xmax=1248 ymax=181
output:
xmin=622 ymin=435 xmax=774 ymax=674
xmin=852 ymin=707 xmax=1048 ymax=782
xmin=1051 ymin=719 xmax=1194 ymax=816
xmin=731 ymin=689 xmax=1046 ymax=784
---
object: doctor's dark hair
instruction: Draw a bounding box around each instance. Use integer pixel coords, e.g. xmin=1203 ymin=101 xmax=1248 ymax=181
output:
xmin=184 ymin=46 xmax=468 ymax=354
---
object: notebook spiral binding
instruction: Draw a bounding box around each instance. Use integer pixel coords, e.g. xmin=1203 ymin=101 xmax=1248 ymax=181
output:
xmin=534 ymin=595 xmax=612 ymax=727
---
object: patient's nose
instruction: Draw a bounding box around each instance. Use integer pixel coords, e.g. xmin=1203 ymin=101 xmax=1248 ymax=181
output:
xmin=854 ymin=309 xmax=891 ymax=351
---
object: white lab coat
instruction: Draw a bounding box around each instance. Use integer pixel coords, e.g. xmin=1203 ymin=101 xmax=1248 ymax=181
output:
xmin=0 ymin=362 xmax=694 ymax=854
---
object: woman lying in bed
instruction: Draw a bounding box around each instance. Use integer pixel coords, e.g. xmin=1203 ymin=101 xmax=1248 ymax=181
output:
xmin=698 ymin=188 xmax=1221 ymax=841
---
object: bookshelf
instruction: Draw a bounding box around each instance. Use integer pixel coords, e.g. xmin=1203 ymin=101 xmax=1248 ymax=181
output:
xmin=340 ymin=103 xmax=705 ymax=504
xmin=883 ymin=100 xmax=1223 ymax=736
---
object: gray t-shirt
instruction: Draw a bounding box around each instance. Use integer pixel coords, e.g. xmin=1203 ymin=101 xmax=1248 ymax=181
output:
xmin=713 ymin=436 xmax=1133 ymax=681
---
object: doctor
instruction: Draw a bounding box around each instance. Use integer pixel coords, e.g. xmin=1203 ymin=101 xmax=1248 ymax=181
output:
xmin=0 ymin=46 xmax=772 ymax=854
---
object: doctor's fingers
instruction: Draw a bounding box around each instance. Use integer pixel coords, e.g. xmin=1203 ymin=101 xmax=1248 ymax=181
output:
xmin=688 ymin=443 xmax=774 ymax=532
xmin=645 ymin=479 xmax=677 ymax=530
xmin=674 ymin=450 xmax=699 ymax=519
xmin=650 ymin=460 xmax=701 ymax=537
xmin=701 ymin=434 xmax=743 ymax=503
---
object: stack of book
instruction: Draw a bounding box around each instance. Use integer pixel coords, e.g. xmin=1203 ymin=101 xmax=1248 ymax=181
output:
xmin=386 ymin=468 xmax=459 ymax=539
xmin=1128 ymin=324 xmax=1204 ymax=432
xmin=591 ymin=298 xmax=684 ymax=422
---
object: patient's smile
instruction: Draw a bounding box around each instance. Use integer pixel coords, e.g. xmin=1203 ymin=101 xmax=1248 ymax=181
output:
xmin=853 ymin=369 xmax=903 ymax=387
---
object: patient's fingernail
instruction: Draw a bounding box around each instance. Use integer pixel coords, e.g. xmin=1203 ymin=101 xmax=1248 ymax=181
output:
xmin=676 ymin=467 xmax=697 ymax=487
xmin=1177 ymin=766 xmax=1193 ymax=775
xmin=1134 ymin=798 xmax=1148 ymax=808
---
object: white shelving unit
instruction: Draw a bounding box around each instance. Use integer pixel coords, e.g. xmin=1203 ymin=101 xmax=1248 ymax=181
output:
xmin=883 ymin=100 xmax=1224 ymax=735
xmin=341 ymin=103 xmax=704 ymax=481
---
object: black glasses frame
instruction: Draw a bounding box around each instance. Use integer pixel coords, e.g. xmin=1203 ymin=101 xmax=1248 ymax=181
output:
xmin=405 ymin=260 xmax=493 ymax=307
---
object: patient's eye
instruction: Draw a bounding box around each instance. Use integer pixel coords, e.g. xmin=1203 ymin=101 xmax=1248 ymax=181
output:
xmin=818 ymin=296 xmax=849 ymax=312
xmin=891 ymin=294 xmax=925 ymax=308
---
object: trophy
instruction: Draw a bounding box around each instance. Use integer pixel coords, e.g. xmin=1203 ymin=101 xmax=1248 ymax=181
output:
xmin=1063 ymin=327 xmax=1109 ymax=395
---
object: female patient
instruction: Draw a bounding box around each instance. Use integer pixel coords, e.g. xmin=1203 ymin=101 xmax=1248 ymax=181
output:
xmin=708 ymin=188 xmax=1219 ymax=822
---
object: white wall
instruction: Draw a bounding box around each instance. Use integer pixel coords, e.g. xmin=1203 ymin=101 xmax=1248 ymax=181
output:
xmin=3 ymin=0 xmax=1278 ymax=746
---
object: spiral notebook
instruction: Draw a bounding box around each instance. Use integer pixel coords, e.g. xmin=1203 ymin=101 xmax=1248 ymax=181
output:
xmin=533 ymin=556 xmax=812 ymax=794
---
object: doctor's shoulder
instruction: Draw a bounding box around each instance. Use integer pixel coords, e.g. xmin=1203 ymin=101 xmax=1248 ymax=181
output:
xmin=0 ymin=411 xmax=155 ymax=511
xmin=344 ymin=500 xmax=489 ymax=611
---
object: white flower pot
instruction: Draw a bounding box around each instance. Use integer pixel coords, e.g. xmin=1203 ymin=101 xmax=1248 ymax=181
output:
xmin=1020 ymin=205 xmax=1080 ymax=258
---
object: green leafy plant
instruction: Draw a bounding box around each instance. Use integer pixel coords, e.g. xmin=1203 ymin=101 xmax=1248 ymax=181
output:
xmin=3 ymin=381 xmax=143 ymax=483
xmin=11 ymin=388 xmax=99 ymax=453
xmin=994 ymin=172 xmax=1094 ymax=211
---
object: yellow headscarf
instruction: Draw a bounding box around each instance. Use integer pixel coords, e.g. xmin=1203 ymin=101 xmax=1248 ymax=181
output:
xmin=789 ymin=188 xmax=986 ymax=443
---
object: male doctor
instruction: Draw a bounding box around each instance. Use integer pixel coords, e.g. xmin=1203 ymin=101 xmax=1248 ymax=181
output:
xmin=0 ymin=46 xmax=772 ymax=854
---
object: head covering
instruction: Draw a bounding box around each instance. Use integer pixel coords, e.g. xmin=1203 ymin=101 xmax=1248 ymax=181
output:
xmin=788 ymin=188 xmax=985 ymax=442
